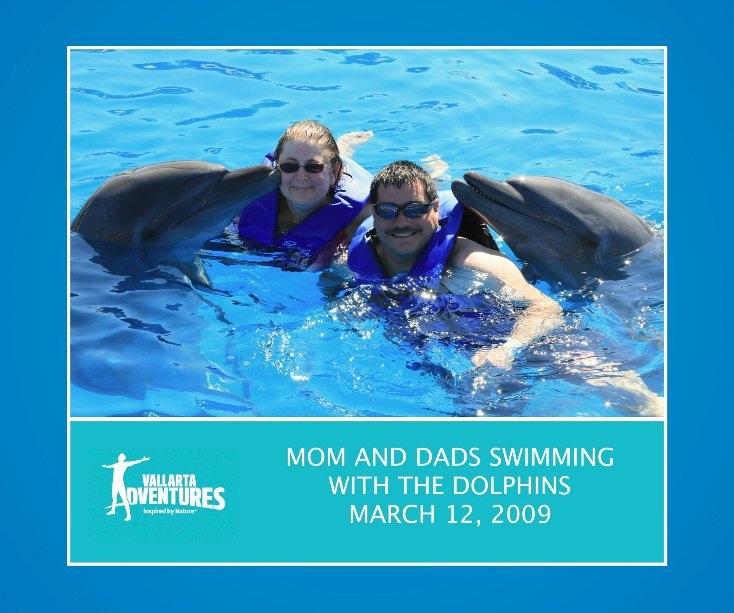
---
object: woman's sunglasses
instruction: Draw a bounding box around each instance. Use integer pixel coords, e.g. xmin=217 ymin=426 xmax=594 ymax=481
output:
xmin=277 ymin=161 xmax=327 ymax=174
xmin=373 ymin=201 xmax=433 ymax=220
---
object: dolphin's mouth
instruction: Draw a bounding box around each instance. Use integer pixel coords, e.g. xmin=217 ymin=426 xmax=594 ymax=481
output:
xmin=461 ymin=172 xmax=582 ymax=238
xmin=456 ymin=173 xmax=591 ymax=265
xmin=465 ymin=176 xmax=491 ymax=195
xmin=463 ymin=174 xmax=506 ymax=205
xmin=462 ymin=173 xmax=543 ymax=221
xmin=459 ymin=173 xmax=547 ymax=229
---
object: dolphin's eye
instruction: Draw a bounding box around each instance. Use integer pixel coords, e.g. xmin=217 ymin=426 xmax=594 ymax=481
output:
xmin=580 ymin=236 xmax=598 ymax=247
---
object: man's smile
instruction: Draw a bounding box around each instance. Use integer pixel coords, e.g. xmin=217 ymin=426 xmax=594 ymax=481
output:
xmin=388 ymin=228 xmax=419 ymax=238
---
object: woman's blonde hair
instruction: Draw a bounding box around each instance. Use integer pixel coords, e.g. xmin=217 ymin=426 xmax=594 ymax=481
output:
xmin=274 ymin=120 xmax=344 ymax=190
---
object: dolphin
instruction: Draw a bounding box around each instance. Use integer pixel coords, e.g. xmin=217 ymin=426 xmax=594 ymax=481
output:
xmin=70 ymin=161 xmax=278 ymax=408
xmin=452 ymin=173 xmax=655 ymax=288
xmin=72 ymin=161 xmax=279 ymax=248
xmin=72 ymin=161 xmax=279 ymax=286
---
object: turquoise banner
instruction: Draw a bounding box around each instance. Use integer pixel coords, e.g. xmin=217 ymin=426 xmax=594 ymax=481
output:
xmin=70 ymin=420 xmax=664 ymax=563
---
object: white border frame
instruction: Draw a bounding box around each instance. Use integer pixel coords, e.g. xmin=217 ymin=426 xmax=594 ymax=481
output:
xmin=67 ymin=46 xmax=667 ymax=567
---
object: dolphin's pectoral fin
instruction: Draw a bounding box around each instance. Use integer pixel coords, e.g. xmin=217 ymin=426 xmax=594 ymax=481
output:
xmin=174 ymin=256 xmax=213 ymax=290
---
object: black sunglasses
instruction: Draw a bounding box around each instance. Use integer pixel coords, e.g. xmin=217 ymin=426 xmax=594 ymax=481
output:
xmin=373 ymin=201 xmax=433 ymax=220
xmin=277 ymin=161 xmax=327 ymax=174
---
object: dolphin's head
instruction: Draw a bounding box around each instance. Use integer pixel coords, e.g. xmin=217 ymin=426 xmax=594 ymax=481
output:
xmin=72 ymin=161 xmax=279 ymax=248
xmin=452 ymin=173 xmax=654 ymax=288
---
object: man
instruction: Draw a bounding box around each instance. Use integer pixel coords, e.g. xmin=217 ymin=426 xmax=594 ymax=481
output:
xmin=348 ymin=160 xmax=562 ymax=370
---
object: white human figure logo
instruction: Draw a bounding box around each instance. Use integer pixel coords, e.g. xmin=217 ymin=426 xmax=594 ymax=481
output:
xmin=102 ymin=453 xmax=149 ymax=521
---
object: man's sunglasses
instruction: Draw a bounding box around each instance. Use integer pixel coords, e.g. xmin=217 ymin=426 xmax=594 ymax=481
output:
xmin=277 ymin=161 xmax=327 ymax=174
xmin=373 ymin=201 xmax=433 ymax=220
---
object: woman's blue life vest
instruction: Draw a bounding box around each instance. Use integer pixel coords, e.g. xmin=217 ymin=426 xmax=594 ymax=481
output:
xmin=237 ymin=152 xmax=372 ymax=269
xmin=347 ymin=192 xmax=464 ymax=286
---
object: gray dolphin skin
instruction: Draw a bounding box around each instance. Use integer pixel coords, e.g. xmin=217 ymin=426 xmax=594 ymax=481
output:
xmin=70 ymin=161 xmax=279 ymax=406
xmin=72 ymin=161 xmax=279 ymax=248
xmin=452 ymin=173 xmax=654 ymax=288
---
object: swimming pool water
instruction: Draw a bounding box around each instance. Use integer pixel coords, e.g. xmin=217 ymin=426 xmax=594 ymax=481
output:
xmin=69 ymin=47 xmax=665 ymax=417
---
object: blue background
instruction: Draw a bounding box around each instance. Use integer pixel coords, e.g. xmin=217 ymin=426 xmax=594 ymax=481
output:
xmin=5 ymin=1 xmax=729 ymax=610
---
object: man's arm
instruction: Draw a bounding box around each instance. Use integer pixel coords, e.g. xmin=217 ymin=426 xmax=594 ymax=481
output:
xmin=447 ymin=237 xmax=563 ymax=369
xmin=446 ymin=239 xmax=663 ymax=414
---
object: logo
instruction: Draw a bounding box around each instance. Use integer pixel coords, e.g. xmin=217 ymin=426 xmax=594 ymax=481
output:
xmin=102 ymin=453 xmax=226 ymax=521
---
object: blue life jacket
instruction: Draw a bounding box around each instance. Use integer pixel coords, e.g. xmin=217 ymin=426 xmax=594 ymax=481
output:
xmin=348 ymin=194 xmax=464 ymax=285
xmin=364 ymin=287 xmax=516 ymax=350
xmin=348 ymin=193 xmax=515 ymax=349
xmin=237 ymin=153 xmax=371 ymax=268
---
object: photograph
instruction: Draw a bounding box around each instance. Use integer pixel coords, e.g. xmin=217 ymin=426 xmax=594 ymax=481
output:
xmin=69 ymin=47 xmax=665 ymax=418
xmin=8 ymin=0 xmax=727 ymax=600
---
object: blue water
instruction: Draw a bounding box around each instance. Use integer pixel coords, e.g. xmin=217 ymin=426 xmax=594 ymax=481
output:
xmin=69 ymin=48 xmax=664 ymax=417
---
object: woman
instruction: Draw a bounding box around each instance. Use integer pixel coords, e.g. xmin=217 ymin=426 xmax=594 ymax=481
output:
xmin=237 ymin=120 xmax=372 ymax=270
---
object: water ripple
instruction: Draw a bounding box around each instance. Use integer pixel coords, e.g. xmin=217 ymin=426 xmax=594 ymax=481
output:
xmin=581 ymin=170 xmax=618 ymax=180
xmin=97 ymin=306 xmax=170 ymax=335
xmin=280 ymin=84 xmax=341 ymax=92
xmin=630 ymin=149 xmax=663 ymax=158
xmin=176 ymin=99 xmax=288 ymax=125
xmin=248 ymin=49 xmax=297 ymax=55
xmin=86 ymin=151 xmax=148 ymax=158
xmin=537 ymin=63 xmax=602 ymax=90
xmin=73 ymin=174 xmax=114 ymax=184
xmin=406 ymin=67 xmax=430 ymax=73
xmin=521 ymin=128 xmax=559 ymax=135
xmin=72 ymin=86 xmax=192 ymax=99
xmin=358 ymin=93 xmax=390 ymax=100
xmin=398 ymin=100 xmax=459 ymax=112
xmin=448 ymin=70 xmax=479 ymax=80
xmin=590 ymin=65 xmax=631 ymax=75
xmin=133 ymin=59 xmax=268 ymax=80
xmin=342 ymin=52 xmax=396 ymax=66
xmin=630 ymin=57 xmax=664 ymax=66
xmin=616 ymin=82 xmax=664 ymax=95
xmin=133 ymin=58 xmax=338 ymax=92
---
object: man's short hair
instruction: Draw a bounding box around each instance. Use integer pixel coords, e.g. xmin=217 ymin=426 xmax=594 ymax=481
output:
xmin=369 ymin=160 xmax=438 ymax=203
